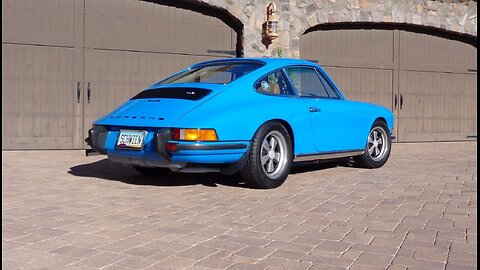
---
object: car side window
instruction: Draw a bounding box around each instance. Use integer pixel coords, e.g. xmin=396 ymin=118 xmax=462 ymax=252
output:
xmin=285 ymin=67 xmax=329 ymax=98
xmin=317 ymin=69 xmax=340 ymax=99
xmin=255 ymin=70 xmax=295 ymax=96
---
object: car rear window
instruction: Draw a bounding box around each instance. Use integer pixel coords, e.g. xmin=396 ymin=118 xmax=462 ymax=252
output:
xmin=160 ymin=62 xmax=263 ymax=84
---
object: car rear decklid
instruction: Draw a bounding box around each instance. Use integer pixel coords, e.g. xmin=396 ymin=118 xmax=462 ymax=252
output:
xmin=94 ymin=85 xmax=223 ymax=128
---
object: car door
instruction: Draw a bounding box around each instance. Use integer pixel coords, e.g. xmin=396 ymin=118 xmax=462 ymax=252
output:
xmin=285 ymin=66 xmax=365 ymax=152
xmin=253 ymin=68 xmax=318 ymax=155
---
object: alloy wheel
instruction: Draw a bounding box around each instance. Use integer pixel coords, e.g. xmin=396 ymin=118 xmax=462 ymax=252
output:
xmin=260 ymin=130 xmax=288 ymax=179
xmin=367 ymin=127 xmax=389 ymax=162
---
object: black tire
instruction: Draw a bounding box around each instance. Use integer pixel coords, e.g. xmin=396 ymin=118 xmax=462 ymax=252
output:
xmin=356 ymin=120 xmax=392 ymax=168
xmin=240 ymin=121 xmax=293 ymax=189
xmin=133 ymin=166 xmax=170 ymax=176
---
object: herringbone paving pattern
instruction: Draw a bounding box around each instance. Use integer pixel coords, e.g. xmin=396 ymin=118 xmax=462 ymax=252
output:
xmin=2 ymin=142 xmax=477 ymax=269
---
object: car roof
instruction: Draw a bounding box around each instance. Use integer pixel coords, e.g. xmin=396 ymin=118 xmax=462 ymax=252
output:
xmin=190 ymin=57 xmax=318 ymax=69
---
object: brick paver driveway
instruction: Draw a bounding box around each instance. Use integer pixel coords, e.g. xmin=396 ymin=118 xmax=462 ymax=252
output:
xmin=2 ymin=142 xmax=477 ymax=270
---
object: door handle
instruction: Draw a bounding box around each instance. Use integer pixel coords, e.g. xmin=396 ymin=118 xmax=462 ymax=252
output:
xmin=87 ymin=82 xmax=91 ymax=103
xmin=309 ymin=107 xmax=321 ymax=113
xmin=394 ymin=94 xmax=397 ymax=110
xmin=400 ymin=94 xmax=403 ymax=109
xmin=76 ymin=82 xmax=81 ymax=104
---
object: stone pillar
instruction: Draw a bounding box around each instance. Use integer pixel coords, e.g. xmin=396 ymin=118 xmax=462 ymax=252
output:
xmin=240 ymin=0 xmax=296 ymax=58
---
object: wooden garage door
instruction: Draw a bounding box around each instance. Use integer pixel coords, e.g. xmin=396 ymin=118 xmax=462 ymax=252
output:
xmin=2 ymin=0 xmax=237 ymax=149
xmin=300 ymin=26 xmax=477 ymax=142
xmin=83 ymin=0 xmax=236 ymax=145
xmin=398 ymin=31 xmax=477 ymax=141
xmin=2 ymin=0 xmax=83 ymax=149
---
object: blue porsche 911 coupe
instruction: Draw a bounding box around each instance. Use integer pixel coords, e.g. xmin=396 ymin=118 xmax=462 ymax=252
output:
xmin=86 ymin=58 xmax=394 ymax=189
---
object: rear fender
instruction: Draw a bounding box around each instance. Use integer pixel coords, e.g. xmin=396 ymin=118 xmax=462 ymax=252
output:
xmin=172 ymin=90 xmax=315 ymax=155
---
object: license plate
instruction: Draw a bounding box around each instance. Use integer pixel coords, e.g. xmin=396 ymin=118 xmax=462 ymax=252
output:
xmin=116 ymin=130 xmax=147 ymax=150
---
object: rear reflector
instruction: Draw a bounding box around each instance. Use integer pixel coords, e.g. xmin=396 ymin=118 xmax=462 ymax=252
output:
xmin=166 ymin=143 xmax=178 ymax=152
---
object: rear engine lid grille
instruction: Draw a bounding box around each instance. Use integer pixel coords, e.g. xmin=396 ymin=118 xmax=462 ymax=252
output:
xmin=131 ymin=87 xmax=211 ymax=101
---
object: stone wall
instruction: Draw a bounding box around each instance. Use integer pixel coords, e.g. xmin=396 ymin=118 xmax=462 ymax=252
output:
xmin=195 ymin=0 xmax=477 ymax=57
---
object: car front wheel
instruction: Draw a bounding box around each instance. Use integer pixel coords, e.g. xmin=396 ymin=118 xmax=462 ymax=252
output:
xmin=241 ymin=121 xmax=293 ymax=189
xmin=356 ymin=120 xmax=392 ymax=168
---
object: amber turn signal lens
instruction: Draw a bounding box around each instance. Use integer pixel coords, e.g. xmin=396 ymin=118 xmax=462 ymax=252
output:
xmin=170 ymin=128 xmax=218 ymax=141
xmin=184 ymin=129 xmax=218 ymax=141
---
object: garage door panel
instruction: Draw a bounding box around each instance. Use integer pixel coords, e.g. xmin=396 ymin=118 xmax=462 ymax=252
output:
xmin=460 ymin=73 xmax=477 ymax=135
xmin=323 ymin=66 xmax=393 ymax=111
xmin=2 ymin=0 xmax=75 ymax=46
xmin=3 ymin=0 xmax=239 ymax=149
xmin=399 ymin=71 xmax=477 ymax=141
xmin=2 ymin=44 xmax=75 ymax=149
xmin=301 ymin=28 xmax=394 ymax=67
xmin=85 ymin=0 xmax=234 ymax=57
xmin=400 ymin=30 xmax=477 ymax=73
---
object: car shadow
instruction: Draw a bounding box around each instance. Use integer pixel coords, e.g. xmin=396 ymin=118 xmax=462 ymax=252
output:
xmin=68 ymin=158 xmax=362 ymax=188
xmin=68 ymin=158 xmax=247 ymax=188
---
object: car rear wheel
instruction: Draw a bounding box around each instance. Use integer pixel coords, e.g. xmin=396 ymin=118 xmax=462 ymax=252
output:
xmin=356 ymin=120 xmax=391 ymax=168
xmin=241 ymin=121 xmax=293 ymax=189
xmin=133 ymin=166 xmax=170 ymax=176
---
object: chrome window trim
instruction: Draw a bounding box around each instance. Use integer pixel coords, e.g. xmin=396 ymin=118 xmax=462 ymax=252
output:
xmin=313 ymin=68 xmax=342 ymax=99
xmin=313 ymin=67 xmax=344 ymax=100
xmin=283 ymin=65 xmax=333 ymax=99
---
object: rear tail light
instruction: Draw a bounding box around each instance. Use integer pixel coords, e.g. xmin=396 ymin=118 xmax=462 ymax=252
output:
xmin=171 ymin=128 xmax=181 ymax=140
xmin=170 ymin=128 xmax=218 ymax=141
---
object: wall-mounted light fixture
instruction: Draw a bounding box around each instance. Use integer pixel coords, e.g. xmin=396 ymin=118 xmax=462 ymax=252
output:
xmin=263 ymin=3 xmax=279 ymax=44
